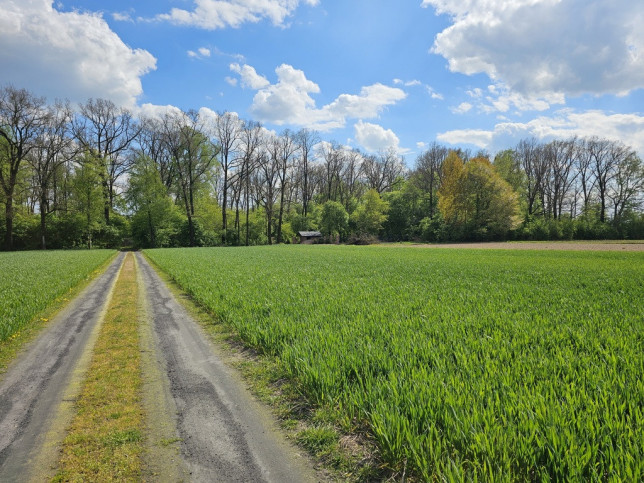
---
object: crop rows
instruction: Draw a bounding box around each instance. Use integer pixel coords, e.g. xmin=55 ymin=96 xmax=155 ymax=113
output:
xmin=146 ymin=245 xmax=644 ymax=480
xmin=0 ymin=250 xmax=115 ymax=342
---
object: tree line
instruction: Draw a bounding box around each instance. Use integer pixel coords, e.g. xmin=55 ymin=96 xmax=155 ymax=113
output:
xmin=1 ymin=85 xmax=643 ymax=251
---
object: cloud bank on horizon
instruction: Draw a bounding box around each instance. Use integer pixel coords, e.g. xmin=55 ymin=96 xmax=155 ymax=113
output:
xmin=0 ymin=0 xmax=642 ymax=156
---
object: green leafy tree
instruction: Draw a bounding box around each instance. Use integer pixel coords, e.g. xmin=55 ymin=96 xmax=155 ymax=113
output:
xmin=71 ymin=153 xmax=103 ymax=248
xmin=0 ymin=86 xmax=47 ymax=250
xmin=352 ymin=188 xmax=389 ymax=236
xmin=127 ymin=154 xmax=184 ymax=248
xmin=439 ymin=154 xmax=520 ymax=239
xmin=319 ymin=200 xmax=348 ymax=239
xmin=382 ymin=180 xmax=425 ymax=241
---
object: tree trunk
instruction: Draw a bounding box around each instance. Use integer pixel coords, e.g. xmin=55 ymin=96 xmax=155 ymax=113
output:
xmin=40 ymin=194 xmax=47 ymax=250
xmin=4 ymin=195 xmax=14 ymax=251
xmin=147 ymin=208 xmax=155 ymax=247
xmin=222 ymin=174 xmax=228 ymax=244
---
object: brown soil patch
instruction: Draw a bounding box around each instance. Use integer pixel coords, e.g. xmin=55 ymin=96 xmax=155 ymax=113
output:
xmin=407 ymin=241 xmax=644 ymax=252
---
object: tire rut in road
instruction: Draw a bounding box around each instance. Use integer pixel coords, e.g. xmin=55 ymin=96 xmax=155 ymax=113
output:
xmin=0 ymin=252 xmax=125 ymax=481
xmin=136 ymin=253 xmax=318 ymax=483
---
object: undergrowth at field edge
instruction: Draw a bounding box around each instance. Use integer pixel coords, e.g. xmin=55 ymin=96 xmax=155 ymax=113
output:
xmin=0 ymin=250 xmax=115 ymax=343
xmin=146 ymin=245 xmax=644 ymax=481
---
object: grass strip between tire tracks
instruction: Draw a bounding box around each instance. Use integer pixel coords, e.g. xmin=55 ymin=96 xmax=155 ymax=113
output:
xmin=54 ymin=253 xmax=144 ymax=481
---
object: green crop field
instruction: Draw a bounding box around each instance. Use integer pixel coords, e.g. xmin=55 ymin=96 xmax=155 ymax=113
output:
xmin=145 ymin=245 xmax=644 ymax=481
xmin=0 ymin=250 xmax=115 ymax=343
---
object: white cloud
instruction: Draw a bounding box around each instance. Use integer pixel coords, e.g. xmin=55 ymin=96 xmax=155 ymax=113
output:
xmin=188 ymin=47 xmax=212 ymax=59
xmin=230 ymin=63 xmax=270 ymax=89
xmin=112 ymin=11 xmax=133 ymax=22
xmin=451 ymin=102 xmax=472 ymax=114
xmin=225 ymin=76 xmax=238 ymax=87
xmin=463 ymin=83 xmax=566 ymax=114
xmin=326 ymin=84 xmax=407 ymax=119
xmin=437 ymin=109 xmax=644 ymax=155
xmin=424 ymin=0 xmax=644 ymax=97
xmin=354 ymin=121 xmax=400 ymax=152
xmin=426 ymin=86 xmax=444 ymax=100
xmin=0 ymin=0 xmax=156 ymax=108
xmin=154 ymin=0 xmax=318 ymax=30
xmin=136 ymin=103 xmax=183 ymax=120
xmin=393 ymin=79 xmax=421 ymax=87
xmin=229 ymin=63 xmax=407 ymax=131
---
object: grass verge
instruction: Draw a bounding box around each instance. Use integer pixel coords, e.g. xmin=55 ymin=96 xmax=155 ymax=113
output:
xmin=54 ymin=253 xmax=144 ymax=481
xmin=143 ymin=253 xmax=381 ymax=482
xmin=0 ymin=252 xmax=118 ymax=381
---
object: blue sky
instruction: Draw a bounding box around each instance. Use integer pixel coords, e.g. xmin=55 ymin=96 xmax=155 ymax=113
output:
xmin=1 ymin=0 xmax=643 ymax=163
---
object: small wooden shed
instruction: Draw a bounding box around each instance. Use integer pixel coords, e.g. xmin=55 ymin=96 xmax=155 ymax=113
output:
xmin=298 ymin=231 xmax=322 ymax=244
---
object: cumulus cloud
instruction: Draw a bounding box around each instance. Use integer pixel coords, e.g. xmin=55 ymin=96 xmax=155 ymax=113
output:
xmin=354 ymin=121 xmax=400 ymax=152
xmin=424 ymin=0 xmax=644 ymax=97
xmin=136 ymin=103 xmax=184 ymax=120
xmin=451 ymin=102 xmax=473 ymax=114
xmin=437 ymin=109 xmax=644 ymax=155
xmin=0 ymin=0 xmax=156 ymax=108
xmin=230 ymin=63 xmax=271 ymax=89
xmin=154 ymin=0 xmax=319 ymax=30
xmin=229 ymin=63 xmax=407 ymax=131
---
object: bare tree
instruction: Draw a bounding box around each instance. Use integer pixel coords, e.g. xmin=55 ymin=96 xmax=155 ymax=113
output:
xmin=256 ymin=143 xmax=280 ymax=244
xmin=588 ymin=137 xmax=625 ymax=223
xmin=608 ymin=151 xmax=644 ymax=222
xmin=162 ymin=110 xmax=219 ymax=247
xmin=318 ymin=141 xmax=345 ymax=203
xmin=28 ymin=101 xmax=76 ymax=249
xmin=237 ymin=120 xmax=263 ymax=245
xmin=136 ymin=116 xmax=176 ymax=189
xmin=575 ymin=138 xmax=597 ymax=217
xmin=0 ymin=86 xmax=47 ymax=250
xmin=73 ymin=98 xmax=140 ymax=223
xmin=294 ymin=128 xmax=319 ymax=217
xmin=274 ymin=130 xmax=298 ymax=243
xmin=363 ymin=147 xmax=405 ymax=194
xmin=515 ymin=138 xmax=548 ymax=217
xmin=214 ymin=111 xmax=242 ymax=244
xmin=414 ymin=142 xmax=448 ymax=218
xmin=544 ymin=138 xmax=578 ymax=219
xmin=341 ymin=149 xmax=364 ymax=209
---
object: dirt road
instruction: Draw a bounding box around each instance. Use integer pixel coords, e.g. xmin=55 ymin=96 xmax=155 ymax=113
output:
xmin=0 ymin=253 xmax=317 ymax=482
xmin=0 ymin=252 xmax=125 ymax=481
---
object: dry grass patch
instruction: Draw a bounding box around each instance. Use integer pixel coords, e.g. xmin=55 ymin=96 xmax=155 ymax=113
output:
xmin=54 ymin=253 xmax=144 ymax=481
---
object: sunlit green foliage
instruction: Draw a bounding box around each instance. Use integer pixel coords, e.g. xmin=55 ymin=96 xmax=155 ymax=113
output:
xmin=0 ymin=250 xmax=115 ymax=341
xmin=146 ymin=245 xmax=644 ymax=480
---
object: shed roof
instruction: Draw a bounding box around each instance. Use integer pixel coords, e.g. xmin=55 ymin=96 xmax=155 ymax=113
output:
xmin=298 ymin=231 xmax=322 ymax=237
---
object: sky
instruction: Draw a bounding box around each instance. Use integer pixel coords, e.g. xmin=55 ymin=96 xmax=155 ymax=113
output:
xmin=1 ymin=0 xmax=644 ymax=165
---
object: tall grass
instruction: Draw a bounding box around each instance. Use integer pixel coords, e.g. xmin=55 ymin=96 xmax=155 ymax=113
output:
xmin=146 ymin=245 xmax=644 ymax=480
xmin=0 ymin=250 xmax=115 ymax=342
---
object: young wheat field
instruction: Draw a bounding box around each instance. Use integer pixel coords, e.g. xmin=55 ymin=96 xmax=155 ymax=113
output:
xmin=0 ymin=250 xmax=115 ymax=343
xmin=146 ymin=245 xmax=643 ymax=481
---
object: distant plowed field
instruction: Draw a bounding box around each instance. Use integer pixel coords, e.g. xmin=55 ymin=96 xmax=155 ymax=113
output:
xmin=146 ymin=245 xmax=644 ymax=481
